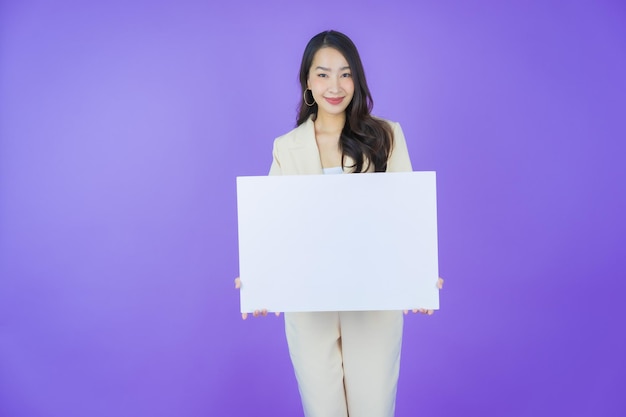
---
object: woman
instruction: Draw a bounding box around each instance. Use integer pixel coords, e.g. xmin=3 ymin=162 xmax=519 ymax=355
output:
xmin=235 ymin=30 xmax=443 ymax=417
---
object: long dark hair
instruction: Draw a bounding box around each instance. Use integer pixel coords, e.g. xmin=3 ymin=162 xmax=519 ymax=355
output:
xmin=296 ymin=30 xmax=393 ymax=173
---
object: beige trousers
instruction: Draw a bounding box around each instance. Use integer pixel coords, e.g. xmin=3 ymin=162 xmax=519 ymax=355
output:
xmin=285 ymin=311 xmax=404 ymax=417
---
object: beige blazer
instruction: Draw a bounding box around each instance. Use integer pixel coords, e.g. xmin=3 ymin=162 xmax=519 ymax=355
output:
xmin=268 ymin=116 xmax=413 ymax=175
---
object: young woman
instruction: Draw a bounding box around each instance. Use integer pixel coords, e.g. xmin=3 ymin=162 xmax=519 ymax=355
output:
xmin=235 ymin=30 xmax=443 ymax=417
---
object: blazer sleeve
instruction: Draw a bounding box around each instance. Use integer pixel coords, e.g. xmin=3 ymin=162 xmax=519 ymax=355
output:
xmin=268 ymin=140 xmax=282 ymax=176
xmin=387 ymin=122 xmax=413 ymax=172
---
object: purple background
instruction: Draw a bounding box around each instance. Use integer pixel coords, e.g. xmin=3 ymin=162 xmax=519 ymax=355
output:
xmin=1 ymin=1 xmax=625 ymax=416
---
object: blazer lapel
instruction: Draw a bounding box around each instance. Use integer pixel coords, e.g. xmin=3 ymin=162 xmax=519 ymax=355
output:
xmin=287 ymin=117 xmax=323 ymax=175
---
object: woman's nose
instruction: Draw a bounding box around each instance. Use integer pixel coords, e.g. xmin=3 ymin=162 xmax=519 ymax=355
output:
xmin=328 ymin=77 xmax=340 ymax=93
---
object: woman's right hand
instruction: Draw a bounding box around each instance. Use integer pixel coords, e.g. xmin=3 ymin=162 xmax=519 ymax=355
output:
xmin=234 ymin=277 xmax=281 ymax=320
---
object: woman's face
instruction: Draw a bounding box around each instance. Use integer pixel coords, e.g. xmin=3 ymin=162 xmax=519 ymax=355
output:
xmin=307 ymin=47 xmax=355 ymax=118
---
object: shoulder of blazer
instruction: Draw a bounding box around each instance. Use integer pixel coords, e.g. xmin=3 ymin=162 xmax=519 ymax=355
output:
xmin=383 ymin=118 xmax=413 ymax=172
xmin=273 ymin=117 xmax=316 ymax=151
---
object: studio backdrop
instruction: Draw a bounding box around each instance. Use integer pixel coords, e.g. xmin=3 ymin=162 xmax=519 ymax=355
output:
xmin=1 ymin=1 xmax=625 ymax=416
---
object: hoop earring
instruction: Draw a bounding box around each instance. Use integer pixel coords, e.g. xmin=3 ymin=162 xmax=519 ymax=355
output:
xmin=303 ymin=89 xmax=315 ymax=107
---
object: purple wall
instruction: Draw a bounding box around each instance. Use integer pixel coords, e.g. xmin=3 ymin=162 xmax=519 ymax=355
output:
xmin=1 ymin=1 xmax=625 ymax=416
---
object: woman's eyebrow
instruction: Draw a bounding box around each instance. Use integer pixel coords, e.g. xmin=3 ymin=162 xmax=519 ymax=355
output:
xmin=315 ymin=66 xmax=351 ymax=71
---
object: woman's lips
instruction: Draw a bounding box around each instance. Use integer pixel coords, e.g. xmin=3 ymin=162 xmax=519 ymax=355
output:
xmin=324 ymin=97 xmax=344 ymax=105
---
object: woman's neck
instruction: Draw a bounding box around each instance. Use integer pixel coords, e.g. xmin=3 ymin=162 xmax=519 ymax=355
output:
xmin=314 ymin=111 xmax=346 ymax=136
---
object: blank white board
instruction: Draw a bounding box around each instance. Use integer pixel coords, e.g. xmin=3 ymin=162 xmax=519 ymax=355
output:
xmin=236 ymin=171 xmax=439 ymax=313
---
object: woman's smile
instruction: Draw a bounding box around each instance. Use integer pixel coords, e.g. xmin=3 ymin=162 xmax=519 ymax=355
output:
xmin=324 ymin=97 xmax=345 ymax=105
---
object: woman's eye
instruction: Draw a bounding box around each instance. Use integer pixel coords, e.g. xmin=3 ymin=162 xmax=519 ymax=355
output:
xmin=318 ymin=73 xmax=327 ymax=78
xmin=342 ymin=73 xmax=352 ymax=78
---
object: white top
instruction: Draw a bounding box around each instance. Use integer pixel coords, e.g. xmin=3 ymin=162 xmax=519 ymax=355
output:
xmin=323 ymin=166 xmax=343 ymax=175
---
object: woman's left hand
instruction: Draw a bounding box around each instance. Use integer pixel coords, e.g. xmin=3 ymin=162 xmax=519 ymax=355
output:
xmin=403 ymin=277 xmax=444 ymax=316
xmin=234 ymin=277 xmax=281 ymax=320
